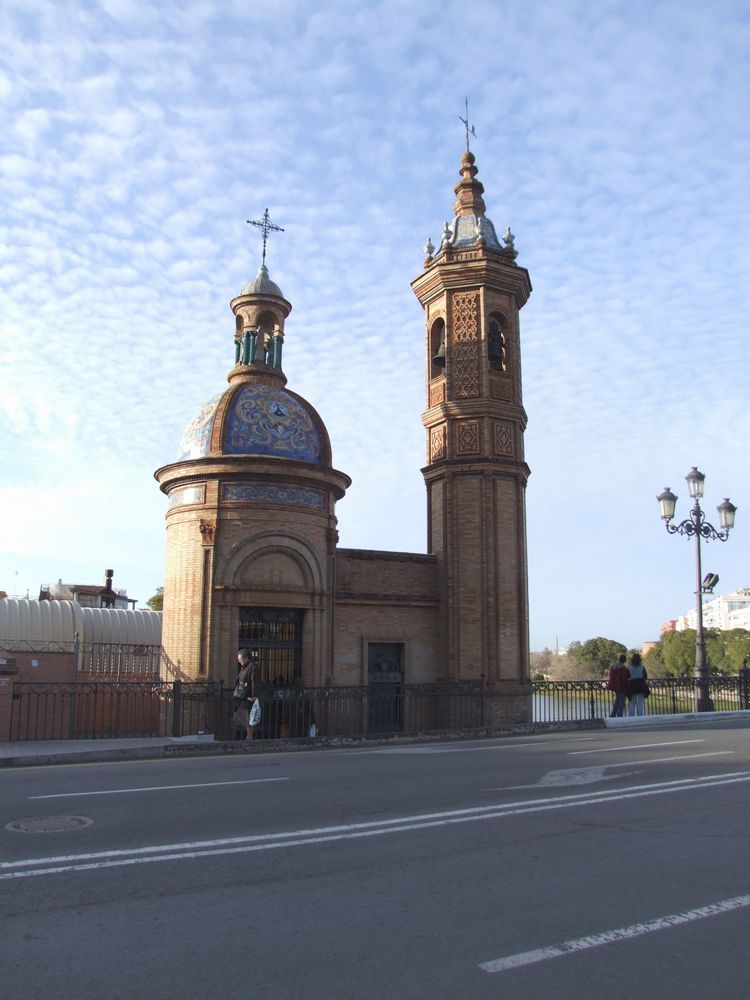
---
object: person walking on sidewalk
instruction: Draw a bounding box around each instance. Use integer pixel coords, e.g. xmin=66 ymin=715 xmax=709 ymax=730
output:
xmin=607 ymin=653 xmax=629 ymax=717
xmin=233 ymin=648 xmax=258 ymax=741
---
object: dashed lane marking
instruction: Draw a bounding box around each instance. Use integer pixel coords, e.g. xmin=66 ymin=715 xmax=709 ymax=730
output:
xmin=480 ymin=894 xmax=750 ymax=973
xmin=29 ymin=777 xmax=289 ymax=799
xmin=2 ymin=770 xmax=750 ymax=880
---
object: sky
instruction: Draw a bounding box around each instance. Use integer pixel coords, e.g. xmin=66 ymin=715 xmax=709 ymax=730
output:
xmin=2 ymin=0 xmax=749 ymax=652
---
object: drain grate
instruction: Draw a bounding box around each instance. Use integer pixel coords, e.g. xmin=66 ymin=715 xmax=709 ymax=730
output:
xmin=4 ymin=815 xmax=94 ymax=833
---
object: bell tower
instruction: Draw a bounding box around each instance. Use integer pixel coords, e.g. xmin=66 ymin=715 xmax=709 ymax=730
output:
xmin=411 ymin=149 xmax=532 ymax=723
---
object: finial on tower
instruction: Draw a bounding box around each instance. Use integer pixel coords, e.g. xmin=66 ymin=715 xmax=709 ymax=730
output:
xmin=458 ymin=97 xmax=477 ymax=153
xmin=246 ymin=208 xmax=285 ymax=266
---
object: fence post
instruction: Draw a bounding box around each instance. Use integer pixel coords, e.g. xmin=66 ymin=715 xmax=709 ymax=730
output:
xmin=172 ymin=680 xmax=182 ymax=737
xmin=69 ymin=632 xmax=81 ymax=739
xmin=217 ymin=680 xmax=224 ymax=739
xmin=740 ymin=662 xmax=750 ymax=710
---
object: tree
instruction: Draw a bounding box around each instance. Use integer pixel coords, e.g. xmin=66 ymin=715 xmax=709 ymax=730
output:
xmin=643 ymin=644 xmax=665 ymax=675
xmin=646 ymin=628 xmax=750 ymax=676
xmin=658 ymin=630 xmax=698 ymax=676
xmin=146 ymin=587 xmax=164 ymax=612
xmin=541 ymin=651 xmax=581 ymax=681
xmin=706 ymin=628 xmax=750 ymax=674
xmin=530 ymin=648 xmax=557 ymax=680
xmin=568 ymin=637 xmax=628 ymax=677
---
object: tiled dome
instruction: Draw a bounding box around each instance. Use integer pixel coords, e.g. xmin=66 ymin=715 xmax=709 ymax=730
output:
xmin=223 ymin=384 xmax=324 ymax=464
xmin=177 ymin=384 xmax=325 ymax=466
xmin=177 ymin=393 xmax=223 ymax=461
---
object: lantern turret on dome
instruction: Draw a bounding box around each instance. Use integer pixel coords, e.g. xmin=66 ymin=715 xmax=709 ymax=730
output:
xmin=229 ymin=264 xmax=292 ymax=385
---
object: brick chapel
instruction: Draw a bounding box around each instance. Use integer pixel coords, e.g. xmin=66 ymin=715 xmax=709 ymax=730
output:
xmin=155 ymin=146 xmax=533 ymax=724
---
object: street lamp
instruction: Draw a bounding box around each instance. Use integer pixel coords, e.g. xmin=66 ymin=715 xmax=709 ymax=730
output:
xmin=657 ymin=468 xmax=737 ymax=711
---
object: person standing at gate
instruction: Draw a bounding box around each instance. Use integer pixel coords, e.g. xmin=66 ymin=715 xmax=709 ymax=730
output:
xmin=627 ymin=652 xmax=648 ymax=717
xmin=607 ymin=653 xmax=629 ymax=717
xmin=233 ymin=648 xmax=258 ymax=741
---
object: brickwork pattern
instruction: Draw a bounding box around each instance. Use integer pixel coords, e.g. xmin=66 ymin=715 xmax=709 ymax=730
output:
xmin=454 ymin=475 xmax=483 ymax=675
xmin=429 ymin=380 xmax=446 ymax=407
xmin=451 ymin=291 xmax=480 ymax=399
xmin=430 ymin=425 xmax=446 ymax=462
xmin=455 ymin=420 xmax=480 ymax=455
xmin=494 ymin=422 xmax=513 ymax=456
xmin=332 ymin=604 xmax=440 ymax=687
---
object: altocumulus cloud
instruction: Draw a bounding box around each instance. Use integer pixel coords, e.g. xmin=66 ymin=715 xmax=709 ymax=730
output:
xmin=1 ymin=0 xmax=749 ymax=649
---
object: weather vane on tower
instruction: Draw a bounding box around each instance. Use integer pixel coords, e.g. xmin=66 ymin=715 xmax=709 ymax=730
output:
xmin=246 ymin=208 xmax=284 ymax=266
xmin=458 ymin=97 xmax=476 ymax=152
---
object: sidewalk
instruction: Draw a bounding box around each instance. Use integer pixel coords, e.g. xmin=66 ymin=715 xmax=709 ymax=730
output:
xmin=1 ymin=711 xmax=747 ymax=767
xmin=0 ymin=734 xmax=217 ymax=768
xmin=605 ymin=709 xmax=750 ymax=728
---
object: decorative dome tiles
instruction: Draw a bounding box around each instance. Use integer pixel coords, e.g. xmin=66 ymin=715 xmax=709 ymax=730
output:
xmin=238 ymin=264 xmax=285 ymax=299
xmin=177 ymin=393 xmax=223 ymax=460
xmin=224 ymin=384 xmax=323 ymax=464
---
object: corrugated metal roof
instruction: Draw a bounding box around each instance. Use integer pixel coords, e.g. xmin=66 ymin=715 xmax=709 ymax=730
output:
xmin=80 ymin=606 xmax=161 ymax=645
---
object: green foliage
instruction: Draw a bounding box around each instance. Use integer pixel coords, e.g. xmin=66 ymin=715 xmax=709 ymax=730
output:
xmin=643 ymin=644 xmax=665 ymax=674
xmin=658 ymin=629 xmax=698 ymax=676
xmin=146 ymin=587 xmax=164 ymax=612
xmin=647 ymin=628 xmax=750 ymax=676
xmin=568 ymin=636 xmax=628 ymax=677
xmin=706 ymin=629 xmax=750 ymax=673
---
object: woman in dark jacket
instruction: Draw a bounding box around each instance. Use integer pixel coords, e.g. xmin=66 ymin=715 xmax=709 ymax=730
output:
xmin=233 ymin=648 xmax=258 ymax=740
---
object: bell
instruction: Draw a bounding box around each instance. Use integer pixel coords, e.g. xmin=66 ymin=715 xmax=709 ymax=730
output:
xmin=432 ymin=340 xmax=446 ymax=368
xmin=488 ymin=338 xmax=504 ymax=363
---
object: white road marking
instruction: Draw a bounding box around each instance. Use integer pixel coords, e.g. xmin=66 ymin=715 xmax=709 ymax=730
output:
xmin=2 ymin=770 xmax=749 ymax=880
xmin=372 ymin=736 xmax=599 ymax=755
xmin=480 ymin=893 xmax=750 ymax=973
xmin=29 ymin=777 xmax=288 ymax=799
xmin=375 ymin=742 xmax=545 ymax=754
xmin=489 ymin=752 xmax=734 ymax=790
xmin=569 ymin=739 xmax=703 ymax=755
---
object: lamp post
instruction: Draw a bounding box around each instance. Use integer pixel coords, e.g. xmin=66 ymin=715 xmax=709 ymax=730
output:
xmin=657 ymin=468 xmax=737 ymax=712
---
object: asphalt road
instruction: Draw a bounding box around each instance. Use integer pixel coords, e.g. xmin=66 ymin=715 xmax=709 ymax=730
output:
xmin=2 ymin=718 xmax=749 ymax=1000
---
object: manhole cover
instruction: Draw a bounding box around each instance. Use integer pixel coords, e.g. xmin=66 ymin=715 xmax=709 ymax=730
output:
xmin=4 ymin=815 xmax=94 ymax=833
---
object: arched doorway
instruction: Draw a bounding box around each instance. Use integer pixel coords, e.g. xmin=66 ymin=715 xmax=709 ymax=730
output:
xmin=238 ymin=607 xmax=303 ymax=687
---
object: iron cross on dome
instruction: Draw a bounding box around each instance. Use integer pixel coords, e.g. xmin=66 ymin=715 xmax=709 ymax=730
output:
xmin=246 ymin=208 xmax=285 ymax=266
xmin=458 ymin=97 xmax=477 ymax=152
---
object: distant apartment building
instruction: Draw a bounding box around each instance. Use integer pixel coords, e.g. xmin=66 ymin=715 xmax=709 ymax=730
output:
xmin=673 ymin=587 xmax=750 ymax=632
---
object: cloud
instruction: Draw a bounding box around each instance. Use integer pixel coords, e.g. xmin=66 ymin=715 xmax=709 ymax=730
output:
xmin=2 ymin=0 xmax=749 ymax=649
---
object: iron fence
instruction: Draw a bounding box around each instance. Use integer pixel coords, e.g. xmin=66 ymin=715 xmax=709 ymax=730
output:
xmin=9 ymin=679 xmax=484 ymax=742
xmin=79 ymin=642 xmax=162 ymax=678
xmin=533 ymin=675 xmax=750 ymax=722
xmin=10 ymin=674 xmax=749 ymax=741
xmin=246 ymin=681 xmax=485 ymax=741
xmin=9 ymin=681 xmax=221 ymax=741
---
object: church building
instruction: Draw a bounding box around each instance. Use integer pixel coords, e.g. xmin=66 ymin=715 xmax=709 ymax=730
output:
xmin=155 ymin=147 xmax=533 ymax=724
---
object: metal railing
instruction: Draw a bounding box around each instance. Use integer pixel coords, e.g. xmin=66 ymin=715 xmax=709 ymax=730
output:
xmin=248 ymin=681 xmax=484 ymax=741
xmin=9 ymin=679 xmax=485 ymax=742
xmin=9 ymin=681 xmax=221 ymax=741
xmin=10 ymin=674 xmax=749 ymax=741
xmin=79 ymin=642 xmax=162 ymax=678
xmin=533 ymin=675 xmax=750 ymax=722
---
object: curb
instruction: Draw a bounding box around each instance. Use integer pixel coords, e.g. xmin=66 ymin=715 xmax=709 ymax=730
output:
xmin=0 ymin=718 xmax=605 ymax=768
